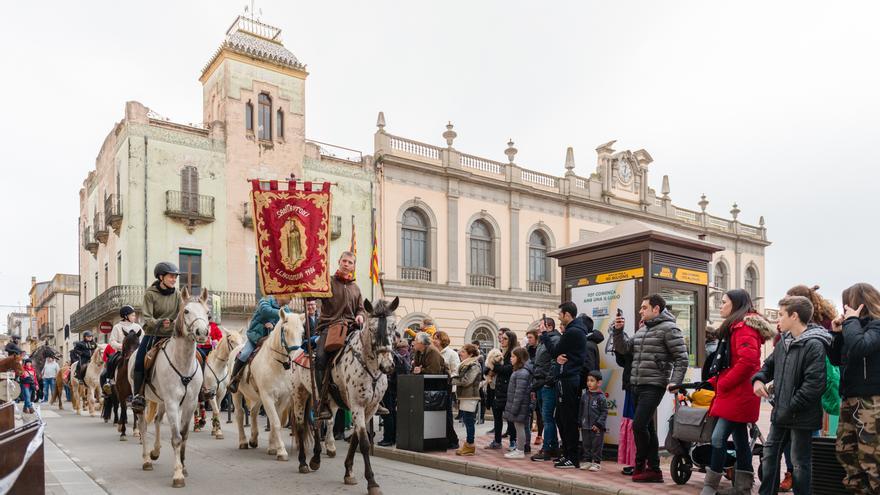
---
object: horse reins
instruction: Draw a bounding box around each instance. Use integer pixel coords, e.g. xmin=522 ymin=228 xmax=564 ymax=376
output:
xmin=205 ymin=336 xmax=236 ymax=391
xmin=270 ymin=322 xmax=301 ymax=370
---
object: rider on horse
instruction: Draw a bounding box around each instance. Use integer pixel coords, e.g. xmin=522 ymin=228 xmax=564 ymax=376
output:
xmin=227 ymin=294 xmax=292 ymax=394
xmin=101 ymin=305 xmax=143 ymax=395
xmin=4 ymin=335 xmax=23 ymax=356
xmin=70 ymin=331 xmax=97 ymax=381
xmin=131 ymin=262 xmax=182 ymax=413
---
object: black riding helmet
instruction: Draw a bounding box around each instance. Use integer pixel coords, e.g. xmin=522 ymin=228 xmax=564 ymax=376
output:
xmin=154 ymin=261 xmax=180 ymax=280
xmin=120 ymin=305 xmax=135 ymax=319
xmin=83 ymin=330 xmax=94 ymax=338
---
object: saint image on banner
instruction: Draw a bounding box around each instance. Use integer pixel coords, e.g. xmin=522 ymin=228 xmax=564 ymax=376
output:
xmin=280 ymin=218 xmax=308 ymax=271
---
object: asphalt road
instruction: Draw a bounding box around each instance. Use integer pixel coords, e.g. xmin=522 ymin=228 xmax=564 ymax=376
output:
xmin=41 ymin=405 xmax=506 ymax=495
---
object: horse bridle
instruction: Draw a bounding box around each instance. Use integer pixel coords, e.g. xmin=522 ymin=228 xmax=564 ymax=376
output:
xmin=183 ymin=316 xmax=209 ymax=342
xmin=350 ymin=313 xmax=393 ymax=398
xmin=271 ymin=323 xmax=301 ymax=370
xmin=205 ymin=336 xmax=236 ymax=391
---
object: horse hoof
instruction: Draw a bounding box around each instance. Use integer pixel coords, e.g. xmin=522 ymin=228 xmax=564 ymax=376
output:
xmin=215 ymin=434 xmax=224 ymax=440
xmin=344 ymin=476 xmax=358 ymax=486
xmin=150 ymin=451 xmax=160 ymax=461
xmin=276 ymin=453 xmax=288 ymax=461
xmin=172 ymin=478 xmax=185 ymax=488
xmin=309 ymin=460 xmax=321 ymax=471
xmin=368 ymin=487 xmax=383 ymax=495
xmin=267 ymin=448 xmax=277 ymax=456
xmin=239 ymin=442 xmax=248 ymax=449
xmin=298 ymin=465 xmax=310 ymax=474
xmin=327 ymin=449 xmax=336 ymax=459
xmin=104 ymin=418 xmax=109 ymax=423
xmin=120 ymin=436 xmax=127 ymax=442
xmin=249 ymin=440 xmax=258 ymax=449
xmin=142 ymin=462 xmax=153 ymax=471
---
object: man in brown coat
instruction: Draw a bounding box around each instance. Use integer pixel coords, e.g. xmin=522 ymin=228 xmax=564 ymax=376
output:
xmin=412 ymin=332 xmax=447 ymax=375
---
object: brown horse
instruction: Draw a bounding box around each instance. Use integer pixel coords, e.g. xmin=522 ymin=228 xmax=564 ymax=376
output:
xmin=51 ymin=363 xmax=69 ymax=410
xmin=115 ymin=331 xmax=141 ymax=441
xmin=0 ymin=354 xmax=24 ymax=374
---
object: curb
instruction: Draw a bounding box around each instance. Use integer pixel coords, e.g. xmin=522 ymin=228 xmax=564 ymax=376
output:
xmin=373 ymin=446 xmax=634 ymax=495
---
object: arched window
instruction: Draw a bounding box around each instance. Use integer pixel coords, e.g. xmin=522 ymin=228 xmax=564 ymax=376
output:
xmin=745 ymin=266 xmax=758 ymax=300
xmin=469 ymin=220 xmax=494 ymax=287
xmin=245 ymin=101 xmax=254 ymax=132
xmin=401 ymin=208 xmax=429 ymax=281
xmin=258 ymin=93 xmax=272 ymax=140
xmin=276 ymin=108 xmax=284 ymax=139
xmin=471 ymin=327 xmax=496 ymax=354
xmin=714 ymin=262 xmax=728 ymax=307
xmin=181 ymin=165 xmax=199 ymax=213
xmin=528 ymin=230 xmax=550 ymax=292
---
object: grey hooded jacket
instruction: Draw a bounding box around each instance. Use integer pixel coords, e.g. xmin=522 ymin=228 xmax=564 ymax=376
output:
xmin=753 ymin=323 xmax=829 ymax=430
xmin=611 ymin=309 xmax=689 ymax=388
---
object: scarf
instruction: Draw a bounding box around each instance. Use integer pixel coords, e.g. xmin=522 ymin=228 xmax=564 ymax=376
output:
xmin=334 ymin=270 xmax=354 ymax=283
xmin=152 ymin=280 xmax=176 ymax=296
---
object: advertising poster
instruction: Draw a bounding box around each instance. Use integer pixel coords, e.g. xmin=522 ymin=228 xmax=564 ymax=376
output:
xmin=570 ymin=278 xmax=636 ymax=446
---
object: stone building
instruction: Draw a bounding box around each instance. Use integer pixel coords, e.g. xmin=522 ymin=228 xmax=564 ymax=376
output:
xmin=374 ymin=119 xmax=770 ymax=352
xmin=71 ymin=16 xmax=375 ymax=335
xmin=29 ymin=274 xmax=80 ymax=359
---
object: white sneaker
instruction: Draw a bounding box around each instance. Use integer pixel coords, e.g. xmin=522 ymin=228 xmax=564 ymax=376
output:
xmin=588 ymin=463 xmax=601 ymax=472
xmin=504 ymin=450 xmax=525 ymax=459
xmin=579 ymin=463 xmax=590 ymax=470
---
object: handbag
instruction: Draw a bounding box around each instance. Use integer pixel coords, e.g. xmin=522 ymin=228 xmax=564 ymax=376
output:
xmin=324 ymin=322 xmax=348 ymax=353
xmin=672 ymin=405 xmax=718 ymax=444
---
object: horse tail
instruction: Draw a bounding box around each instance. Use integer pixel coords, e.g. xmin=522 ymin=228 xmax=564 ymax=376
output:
xmin=145 ymin=401 xmax=159 ymax=424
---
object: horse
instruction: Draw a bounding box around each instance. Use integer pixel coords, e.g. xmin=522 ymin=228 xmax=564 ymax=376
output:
xmin=52 ymin=363 xmax=70 ymax=410
xmin=82 ymin=343 xmax=107 ymax=417
xmin=232 ymin=309 xmax=303 ymax=461
xmin=0 ymin=355 xmax=24 ymax=404
xmin=202 ymin=328 xmax=244 ymax=440
xmin=114 ymin=331 xmax=142 ymax=441
xmin=31 ymin=344 xmax=58 ymax=381
xmin=128 ymin=287 xmax=210 ymax=488
xmin=292 ymin=297 xmax=398 ymax=495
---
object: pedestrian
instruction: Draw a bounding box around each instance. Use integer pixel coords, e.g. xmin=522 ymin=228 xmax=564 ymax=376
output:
xmin=699 ymin=289 xmax=774 ymax=495
xmin=41 ymin=355 xmax=59 ymax=403
xmin=613 ymin=337 xmax=636 ymax=475
xmin=19 ymin=357 xmax=37 ymax=414
xmin=530 ymin=317 xmax=561 ymax=462
xmin=378 ymin=339 xmax=411 ymax=447
xmin=5 ymin=335 xmax=23 ymax=356
xmin=579 ymin=370 xmax=608 ymax=471
xmin=453 ymin=344 xmax=483 ymax=456
xmin=432 ymin=330 xmax=460 ymax=449
xmin=552 ymin=301 xmax=589 ymax=469
xmin=503 ymin=347 xmax=534 ymax=459
xmin=485 ymin=330 xmax=517 ymax=450
xmin=754 ymin=295 xmax=829 ymax=495
xmin=611 ymin=294 xmax=689 ymax=482
xmin=578 ymin=313 xmax=605 ymax=375
xmin=524 ymin=329 xmax=543 ymax=445
xmin=412 ymin=331 xmax=446 ymax=375
xmin=472 ymin=340 xmax=487 ymax=424
xmin=406 ymin=317 xmax=437 ymax=339
xmin=829 ymin=283 xmax=880 ymax=495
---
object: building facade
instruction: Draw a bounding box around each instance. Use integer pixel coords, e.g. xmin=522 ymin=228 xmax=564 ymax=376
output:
xmin=374 ymin=120 xmax=770 ymax=350
xmin=30 ymin=274 xmax=80 ymax=359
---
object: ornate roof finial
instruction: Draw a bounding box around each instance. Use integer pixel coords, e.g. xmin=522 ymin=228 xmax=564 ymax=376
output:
xmin=442 ymin=121 xmax=457 ymax=148
xmin=505 ymin=139 xmax=517 ymax=164
xmin=661 ymin=175 xmax=670 ymax=199
xmin=376 ymin=111 xmax=386 ymax=131
xmin=564 ymin=147 xmax=575 ymax=175
xmin=698 ymin=194 xmax=708 ymax=212
xmin=730 ymin=202 xmax=741 ymax=221
xmin=759 ymin=215 xmax=765 ymax=227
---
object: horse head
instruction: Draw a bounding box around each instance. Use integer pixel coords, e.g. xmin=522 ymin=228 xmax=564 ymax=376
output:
xmin=93 ymin=344 xmax=107 ymax=366
xmin=3 ymin=354 xmax=23 ymax=375
xmin=216 ymin=327 xmax=244 ymax=361
xmin=363 ymin=296 xmax=400 ymax=374
xmin=276 ymin=309 xmax=304 ymax=357
xmin=177 ymin=286 xmax=210 ymax=345
xmin=122 ymin=331 xmax=140 ymax=357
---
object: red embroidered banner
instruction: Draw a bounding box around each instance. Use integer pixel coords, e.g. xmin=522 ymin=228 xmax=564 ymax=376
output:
xmin=251 ymin=180 xmax=332 ymax=297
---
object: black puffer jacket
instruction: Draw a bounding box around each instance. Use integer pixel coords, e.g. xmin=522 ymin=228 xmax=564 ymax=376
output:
xmin=532 ymin=329 xmax=561 ymax=391
xmin=492 ymin=352 xmax=514 ymax=408
xmin=70 ymin=340 xmax=96 ymax=364
xmin=612 ymin=310 xmax=689 ymax=388
xmin=552 ymin=317 xmax=588 ymax=380
xmin=753 ymin=324 xmax=829 ymax=430
xmin=4 ymin=341 xmax=22 ymax=356
xmin=829 ymin=317 xmax=880 ymax=398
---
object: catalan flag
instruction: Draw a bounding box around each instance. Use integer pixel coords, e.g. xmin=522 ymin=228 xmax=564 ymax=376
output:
xmin=349 ymin=215 xmax=357 ymax=280
xmin=369 ymin=216 xmax=380 ymax=286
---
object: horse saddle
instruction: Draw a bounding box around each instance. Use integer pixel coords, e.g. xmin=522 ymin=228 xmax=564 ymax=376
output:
xmin=292 ymin=352 xmax=311 ymax=370
xmin=236 ymin=337 xmax=268 ymax=367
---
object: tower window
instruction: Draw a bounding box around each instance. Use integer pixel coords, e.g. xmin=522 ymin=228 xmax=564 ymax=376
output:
xmin=258 ymin=93 xmax=272 ymax=141
xmin=245 ymin=101 xmax=254 ymax=132
xmin=276 ymin=109 xmax=284 ymax=139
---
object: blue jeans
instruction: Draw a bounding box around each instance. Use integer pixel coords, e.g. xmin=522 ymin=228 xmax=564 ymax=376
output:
xmin=710 ymin=418 xmax=752 ymax=472
xmin=237 ymin=340 xmax=257 ymax=363
xmin=461 ymin=410 xmax=476 ymax=444
xmin=134 ymin=335 xmax=157 ymax=373
xmin=539 ymin=385 xmax=559 ymax=451
xmin=42 ymin=378 xmax=55 ymax=402
xmin=781 ymin=429 xmax=819 ymax=472
xmin=22 ymin=386 xmax=32 ymax=409
xmin=759 ymin=426 xmax=813 ymax=495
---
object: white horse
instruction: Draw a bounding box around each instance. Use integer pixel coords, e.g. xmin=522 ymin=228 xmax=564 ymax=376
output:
xmin=232 ymin=309 xmax=304 ymax=461
xmin=202 ymin=328 xmax=244 ymax=440
xmin=128 ymin=287 xmax=209 ymax=488
xmin=82 ymin=344 xmax=107 ymax=417
xmin=292 ymin=297 xmax=398 ymax=495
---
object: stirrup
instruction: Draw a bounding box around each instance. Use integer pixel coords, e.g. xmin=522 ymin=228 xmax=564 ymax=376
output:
xmin=317 ymin=400 xmax=333 ymax=420
xmin=131 ymin=395 xmax=146 ymax=412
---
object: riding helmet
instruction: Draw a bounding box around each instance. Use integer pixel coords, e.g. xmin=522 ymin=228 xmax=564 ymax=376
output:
xmin=154 ymin=261 xmax=180 ymax=279
xmin=120 ymin=305 xmax=135 ymax=319
xmin=83 ymin=330 xmax=94 ymax=338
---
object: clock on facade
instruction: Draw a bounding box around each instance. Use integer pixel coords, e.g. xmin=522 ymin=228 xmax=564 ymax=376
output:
xmin=618 ymin=158 xmax=634 ymax=185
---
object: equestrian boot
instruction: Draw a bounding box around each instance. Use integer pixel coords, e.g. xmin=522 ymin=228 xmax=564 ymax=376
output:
xmin=131 ymin=370 xmax=146 ymax=413
xmin=316 ymin=368 xmax=333 ymax=420
xmin=227 ymin=359 xmax=246 ymax=394
xmin=700 ymin=468 xmax=723 ymax=495
xmin=376 ymin=404 xmax=390 ymax=415
xmin=717 ymin=470 xmax=753 ymax=495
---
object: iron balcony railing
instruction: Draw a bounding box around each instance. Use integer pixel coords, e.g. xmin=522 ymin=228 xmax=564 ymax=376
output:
xmin=401 ymin=266 xmax=431 ymax=282
xmin=527 ymin=280 xmax=552 ymax=293
xmin=165 ymin=191 xmax=215 ymax=221
xmin=94 ymin=212 xmax=108 ymax=243
xmin=83 ymin=226 xmax=97 ymax=254
xmin=105 ymin=194 xmax=123 ymax=232
xmin=468 ymin=273 xmax=497 ymax=288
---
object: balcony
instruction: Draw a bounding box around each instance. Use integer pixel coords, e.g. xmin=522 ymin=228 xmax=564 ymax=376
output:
xmin=83 ymin=226 xmax=98 ymax=256
xmin=527 ymin=280 xmax=552 ymax=293
xmin=468 ymin=273 xmax=497 ymax=288
xmin=401 ymin=266 xmax=431 ymax=282
xmin=105 ymin=194 xmax=123 ymax=234
xmin=165 ymin=191 xmax=215 ymax=232
xmin=94 ymin=212 xmax=108 ymax=244
xmin=38 ymin=324 xmax=53 ymax=341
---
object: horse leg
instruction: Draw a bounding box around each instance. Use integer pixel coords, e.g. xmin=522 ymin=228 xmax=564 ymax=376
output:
xmin=324 ymin=403 xmax=338 ymax=458
xmin=151 ymin=406 xmax=162 ymax=461
xmin=248 ymin=403 xmax=260 ymax=449
xmin=180 ymin=416 xmax=191 ymax=477
xmin=358 ymin=425 xmax=381 ymax=495
xmin=210 ymin=395 xmax=223 ymax=439
xmin=260 ymin=393 xmax=287 ymax=461
xmin=140 ymin=410 xmax=152 ymax=470
xmin=307 ymin=399 xmax=323 ymax=471
xmin=166 ymin=406 xmax=185 ymax=487
xmin=234 ymin=393 xmax=248 ymax=449
xmin=343 ymin=430 xmax=360 ymax=485
xmin=119 ymin=400 xmax=128 ymax=441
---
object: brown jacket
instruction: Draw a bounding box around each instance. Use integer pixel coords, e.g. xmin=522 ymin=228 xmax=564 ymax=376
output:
xmin=413 ymin=345 xmax=447 ymax=375
xmin=318 ymin=275 xmax=365 ymax=330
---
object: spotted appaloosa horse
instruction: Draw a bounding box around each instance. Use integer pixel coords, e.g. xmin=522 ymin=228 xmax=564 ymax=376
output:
xmin=291 ymin=297 xmax=398 ymax=495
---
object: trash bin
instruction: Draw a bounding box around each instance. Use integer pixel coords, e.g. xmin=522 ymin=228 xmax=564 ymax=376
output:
xmin=396 ymin=374 xmax=449 ymax=452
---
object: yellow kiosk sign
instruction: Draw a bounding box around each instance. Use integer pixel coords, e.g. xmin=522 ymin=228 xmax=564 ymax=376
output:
xmin=651 ymin=264 xmax=709 ymax=285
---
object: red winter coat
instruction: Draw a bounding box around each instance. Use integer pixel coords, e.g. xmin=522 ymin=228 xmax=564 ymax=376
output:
xmin=102 ymin=343 xmax=117 ymax=363
xmin=708 ymin=314 xmax=775 ymax=423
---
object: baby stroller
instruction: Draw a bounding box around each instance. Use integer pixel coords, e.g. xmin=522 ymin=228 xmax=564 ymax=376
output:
xmin=667 ymin=383 xmax=765 ymax=485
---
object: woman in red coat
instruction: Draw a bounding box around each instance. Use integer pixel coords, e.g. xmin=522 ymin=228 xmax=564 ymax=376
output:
xmin=700 ymin=289 xmax=774 ymax=495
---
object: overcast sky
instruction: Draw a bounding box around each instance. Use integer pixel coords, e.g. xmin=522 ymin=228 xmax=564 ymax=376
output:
xmin=2 ymin=1 xmax=877 ymax=329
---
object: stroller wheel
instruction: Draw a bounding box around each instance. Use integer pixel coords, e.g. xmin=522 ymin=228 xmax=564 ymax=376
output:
xmin=670 ymin=454 xmax=693 ymax=485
